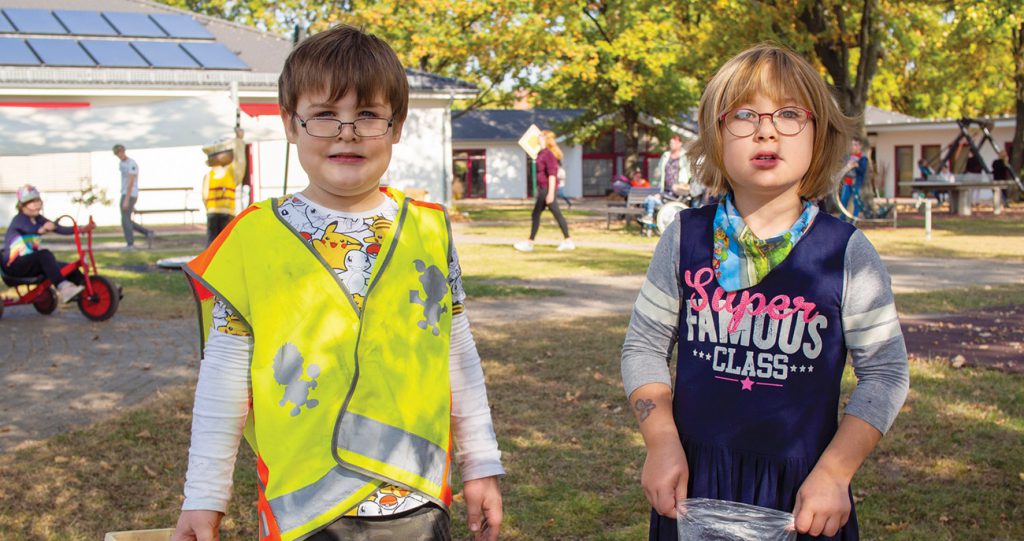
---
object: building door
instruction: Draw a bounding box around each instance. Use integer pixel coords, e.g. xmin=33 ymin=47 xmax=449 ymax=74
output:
xmin=895 ymin=145 xmax=914 ymax=196
xmin=453 ymin=149 xmax=486 ymax=199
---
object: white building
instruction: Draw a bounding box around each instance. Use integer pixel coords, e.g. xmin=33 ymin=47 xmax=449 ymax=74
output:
xmin=865 ymin=106 xmax=1017 ymax=197
xmin=452 ymin=108 xmax=696 ymax=200
xmin=0 ymin=0 xmax=476 ymax=227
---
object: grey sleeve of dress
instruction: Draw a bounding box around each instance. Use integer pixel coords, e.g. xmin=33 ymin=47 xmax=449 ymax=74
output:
xmin=621 ymin=217 xmax=682 ymax=399
xmin=841 ymin=230 xmax=911 ymax=434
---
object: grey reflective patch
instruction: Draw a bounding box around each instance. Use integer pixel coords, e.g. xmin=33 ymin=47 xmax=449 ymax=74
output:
xmin=273 ymin=343 xmax=321 ymax=416
xmin=269 ymin=464 xmax=374 ymax=533
xmin=260 ymin=510 xmax=269 ymax=538
xmin=335 ymin=412 xmax=447 ymax=486
xmin=409 ymin=259 xmax=448 ymax=336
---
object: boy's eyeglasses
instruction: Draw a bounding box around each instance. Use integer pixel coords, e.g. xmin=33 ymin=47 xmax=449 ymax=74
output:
xmin=294 ymin=115 xmax=394 ymax=138
xmin=718 ymin=107 xmax=814 ymax=137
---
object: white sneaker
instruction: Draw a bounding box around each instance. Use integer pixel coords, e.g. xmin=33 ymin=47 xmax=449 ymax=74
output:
xmin=57 ymin=281 xmax=84 ymax=303
xmin=513 ymin=240 xmax=534 ymax=252
xmin=556 ymin=239 xmax=576 ymax=251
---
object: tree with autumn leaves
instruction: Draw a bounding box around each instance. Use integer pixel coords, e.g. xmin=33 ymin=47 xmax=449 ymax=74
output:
xmin=162 ymin=0 xmax=1024 ymax=175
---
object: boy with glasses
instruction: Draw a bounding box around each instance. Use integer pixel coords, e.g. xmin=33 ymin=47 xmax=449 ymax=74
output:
xmin=173 ymin=25 xmax=503 ymax=541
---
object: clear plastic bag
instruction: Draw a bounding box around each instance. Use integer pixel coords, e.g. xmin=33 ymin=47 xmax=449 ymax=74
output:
xmin=677 ymin=498 xmax=796 ymax=541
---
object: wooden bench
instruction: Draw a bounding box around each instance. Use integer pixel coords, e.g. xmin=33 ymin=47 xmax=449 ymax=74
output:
xmin=134 ymin=187 xmax=200 ymax=226
xmin=599 ymin=187 xmax=660 ymax=230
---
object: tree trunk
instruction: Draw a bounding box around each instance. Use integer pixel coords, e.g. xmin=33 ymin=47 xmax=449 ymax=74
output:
xmin=799 ymin=0 xmax=881 ymax=136
xmin=1012 ymin=21 xmax=1024 ymax=176
xmin=622 ymin=104 xmax=641 ymax=175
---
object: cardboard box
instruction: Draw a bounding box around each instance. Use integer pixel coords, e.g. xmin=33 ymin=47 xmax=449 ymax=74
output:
xmin=103 ymin=529 xmax=173 ymax=541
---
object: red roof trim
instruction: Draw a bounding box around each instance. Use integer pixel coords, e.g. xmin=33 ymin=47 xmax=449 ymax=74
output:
xmin=240 ymin=103 xmax=280 ymax=117
xmin=0 ymin=102 xmax=90 ymax=109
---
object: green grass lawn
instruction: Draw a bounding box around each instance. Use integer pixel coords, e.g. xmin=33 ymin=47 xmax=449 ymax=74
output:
xmin=0 ymin=316 xmax=1020 ymax=539
xmin=861 ymin=212 xmax=1024 ymax=261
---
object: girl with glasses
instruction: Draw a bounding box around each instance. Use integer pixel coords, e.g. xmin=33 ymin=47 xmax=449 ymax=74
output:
xmin=621 ymin=44 xmax=909 ymax=540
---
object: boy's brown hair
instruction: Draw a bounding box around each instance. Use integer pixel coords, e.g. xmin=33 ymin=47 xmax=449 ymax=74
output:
xmin=278 ymin=25 xmax=409 ymax=124
xmin=687 ymin=43 xmax=856 ymax=200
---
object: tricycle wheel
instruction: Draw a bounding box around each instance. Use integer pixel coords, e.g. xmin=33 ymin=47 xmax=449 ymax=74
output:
xmin=33 ymin=287 xmax=58 ymax=315
xmin=78 ymin=276 xmax=120 ymax=321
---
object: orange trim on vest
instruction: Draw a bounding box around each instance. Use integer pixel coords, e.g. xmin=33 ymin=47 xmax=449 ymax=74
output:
xmin=257 ymin=453 xmax=283 ymax=541
xmin=187 ymin=205 xmax=260 ymax=276
xmin=410 ymin=200 xmax=444 ymax=212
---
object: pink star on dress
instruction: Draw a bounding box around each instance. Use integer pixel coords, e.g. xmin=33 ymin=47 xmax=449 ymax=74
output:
xmin=740 ymin=377 xmax=754 ymax=391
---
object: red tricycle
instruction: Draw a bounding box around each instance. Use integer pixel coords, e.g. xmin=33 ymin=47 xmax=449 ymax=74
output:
xmin=1 ymin=215 xmax=122 ymax=321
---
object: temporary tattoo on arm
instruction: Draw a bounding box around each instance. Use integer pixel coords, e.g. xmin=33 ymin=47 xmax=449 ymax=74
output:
xmin=634 ymin=399 xmax=656 ymax=423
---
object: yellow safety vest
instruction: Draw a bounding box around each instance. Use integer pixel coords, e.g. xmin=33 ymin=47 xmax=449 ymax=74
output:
xmin=204 ymin=164 xmax=237 ymax=214
xmin=184 ymin=189 xmax=453 ymax=540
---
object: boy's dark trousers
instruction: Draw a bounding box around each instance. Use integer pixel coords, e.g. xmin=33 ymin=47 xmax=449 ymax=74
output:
xmin=2 ymin=250 xmax=83 ymax=287
xmin=307 ymin=503 xmax=451 ymax=541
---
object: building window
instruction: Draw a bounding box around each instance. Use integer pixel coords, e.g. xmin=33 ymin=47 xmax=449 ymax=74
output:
xmin=895 ymin=145 xmax=914 ymax=196
xmin=453 ymin=149 xmax=486 ymax=199
xmin=920 ymin=144 xmax=941 ymax=177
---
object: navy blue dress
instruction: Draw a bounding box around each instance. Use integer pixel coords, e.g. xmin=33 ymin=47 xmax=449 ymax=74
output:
xmin=649 ymin=205 xmax=859 ymax=540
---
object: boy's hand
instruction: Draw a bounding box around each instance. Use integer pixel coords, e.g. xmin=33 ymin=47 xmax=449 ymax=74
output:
xmin=171 ymin=509 xmax=223 ymax=541
xmin=642 ymin=437 xmax=688 ymax=518
xmin=463 ymin=476 xmax=502 ymax=541
xmin=792 ymin=466 xmax=850 ymax=537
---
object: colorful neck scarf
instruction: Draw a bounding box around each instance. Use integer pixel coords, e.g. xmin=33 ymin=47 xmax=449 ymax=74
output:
xmin=712 ymin=194 xmax=818 ymax=292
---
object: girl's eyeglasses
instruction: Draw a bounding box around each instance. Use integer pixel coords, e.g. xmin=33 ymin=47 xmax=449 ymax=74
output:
xmin=719 ymin=107 xmax=814 ymax=137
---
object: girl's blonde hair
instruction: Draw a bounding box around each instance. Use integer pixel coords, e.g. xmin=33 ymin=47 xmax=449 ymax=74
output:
xmin=687 ymin=43 xmax=856 ymax=200
xmin=542 ymin=130 xmax=564 ymax=162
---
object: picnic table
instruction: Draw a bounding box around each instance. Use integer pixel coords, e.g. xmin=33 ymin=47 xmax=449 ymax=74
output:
xmin=899 ymin=177 xmax=1014 ymax=216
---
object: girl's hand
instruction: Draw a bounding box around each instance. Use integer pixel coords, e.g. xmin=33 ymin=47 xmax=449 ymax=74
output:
xmin=792 ymin=466 xmax=851 ymax=537
xmin=38 ymin=221 xmax=56 ymax=234
xmin=171 ymin=509 xmax=223 ymax=541
xmin=642 ymin=438 xmax=688 ymax=518
xmin=545 ymin=191 xmax=555 ymax=205
xmin=463 ymin=476 xmax=502 ymax=541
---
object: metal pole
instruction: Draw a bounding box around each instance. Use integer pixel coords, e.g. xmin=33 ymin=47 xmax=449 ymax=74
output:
xmin=282 ymin=142 xmax=290 ymax=195
xmin=531 ymin=159 xmax=537 ymax=198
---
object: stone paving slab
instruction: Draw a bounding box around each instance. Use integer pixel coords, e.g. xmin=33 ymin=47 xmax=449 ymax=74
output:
xmin=0 ymin=308 xmax=198 ymax=453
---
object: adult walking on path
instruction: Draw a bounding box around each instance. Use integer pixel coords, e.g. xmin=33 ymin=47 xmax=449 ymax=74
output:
xmin=112 ymin=144 xmax=154 ymax=251
xmin=514 ymin=130 xmax=575 ymax=252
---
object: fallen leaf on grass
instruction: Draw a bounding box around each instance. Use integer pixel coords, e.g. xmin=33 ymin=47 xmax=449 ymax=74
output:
xmin=951 ymin=355 xmax=966 ymax=368
xmin=884 ymin=521 xmax=909 ymax=532
xmin=99 ymin=461 xmax=114 ymax=472
xmin=136 ymin=430 xmax=152 ymax=439
xmin=143 ymin=465 xmax=158 ymax=477
xmin=54 ymin=456 xmax=69 ymax=463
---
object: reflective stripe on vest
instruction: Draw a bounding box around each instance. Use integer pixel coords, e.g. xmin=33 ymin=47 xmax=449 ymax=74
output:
xmin=185 ymin=189 xmax=452 ymax=540
xmin=205 ymin=165 xmax=236 ymax=212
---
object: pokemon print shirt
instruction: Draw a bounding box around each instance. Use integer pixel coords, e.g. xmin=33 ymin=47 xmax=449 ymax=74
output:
xmin=209 ymin=192 xmax=464 ymax=517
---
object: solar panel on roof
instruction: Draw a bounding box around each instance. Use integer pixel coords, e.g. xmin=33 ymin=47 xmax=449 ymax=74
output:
xmin=0 ymin=37 xmax=41 ymax=65
xmin=54 ymin=10 xmax=118 ymax=36
xmin=4 ymin=8 xmax=67 ymax=34
xmin=80 ymin=40 xmax=148 ymax=67
xmin=0 ymin=12 xmax=15 ymax=33
xmin=150 ymin=14 xmax=213 ymax=39
xmin=181 ymin=42 xmax=247 ymax=70
xmin=103 ymin=12 xmax=166 ymax=38
xmin=27 ymin=38 xmax=94 ymax=66
xmin=132 ymin=41 xmax=197 ymax=68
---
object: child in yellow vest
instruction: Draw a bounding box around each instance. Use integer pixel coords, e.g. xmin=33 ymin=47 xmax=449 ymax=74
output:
xmin=173 ymin=25 xmax=503 ymax=541
xmin=201 ymin=126 xmax=246 ymax=246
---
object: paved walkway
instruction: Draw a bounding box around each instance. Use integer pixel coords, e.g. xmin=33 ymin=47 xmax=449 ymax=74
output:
xmin=2 ymin=243 xmax=1022 ymax=452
